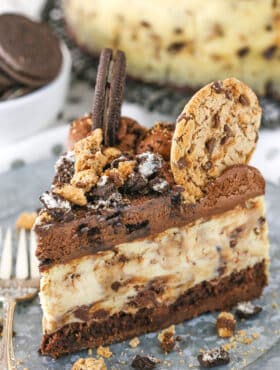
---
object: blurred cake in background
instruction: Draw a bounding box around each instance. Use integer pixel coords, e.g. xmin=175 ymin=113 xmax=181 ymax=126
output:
xmin=63 ymin=0 xmax=280 ymax=98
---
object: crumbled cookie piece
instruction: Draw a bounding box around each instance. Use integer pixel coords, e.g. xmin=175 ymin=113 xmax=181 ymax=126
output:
xmin=36 ymin=210 xmax=53 ymax=225
xmin=53 ymin=185 xmax=87 ymax=206
xmin=197 ymin=347 xmax=230 ymax=368
xmin=158 ymin=325 xmax=175 ymax=353
xmin=72 ymin=357 xmax=106 ymax=370
xmin=103 ymin=147 xmax=121 ymax=162
xmin=96 ymin=345 xmax=112 ymax=358
xmin=131 ymin=355 xmax=156 ymax=370
xmin=129 ymin=337 xmax=140 ymax=348
xmin=216 ymin=312 xmax=236 ymax=338
xmin=71 ymin=170 xmax=99 ymax=192
xmin=235 ymin=302 xmax=262 ymax=319
xmin=16 ymin=212 xmax=37 ymax=230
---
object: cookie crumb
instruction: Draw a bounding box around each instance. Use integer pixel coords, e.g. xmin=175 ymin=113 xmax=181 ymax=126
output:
xmin=129 ymin=337 xmax=140 ymax=348
xmin=96 ymin=346 xmax=112 ymax=358
xmin=197 ymin=347 xmax=230 ymax=368
xmin=16 ymin=212 xmax=37 ymax=230
xmin=72 ymin=357 xmax=106 ymax=370
xmin=53 ymin=184 xmax=87 ymax=206
xmin=158 ymin=325 xmax=175 ymax=353
xmin=216 ymin=312 xmax=236 ymax=338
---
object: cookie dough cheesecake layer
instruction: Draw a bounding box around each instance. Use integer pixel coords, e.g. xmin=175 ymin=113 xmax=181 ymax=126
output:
xmin=63 ymin=0 xmax=280 ymax=97
xmin=40 ymin=196 xmax=268 ymax=337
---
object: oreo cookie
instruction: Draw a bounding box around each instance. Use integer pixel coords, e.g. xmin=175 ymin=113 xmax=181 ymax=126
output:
xmin=0 ymin=14 xmax=62 ymax=87
xmin=92 ymin=48 xmax=126 ymax=146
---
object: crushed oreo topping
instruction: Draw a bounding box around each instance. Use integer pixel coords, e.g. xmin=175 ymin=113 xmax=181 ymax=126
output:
xmin=137 ymin=152 xmax=163 ymax=178
xmin=87 ymin=192 xmax=126 ymax=212
xmin=40 ymin=191 xmax=72 ymax=220
xmin=235 ymin=301 xmax=262 ymax=319
xmin=53 ymin=151 xmax=75 ymax=185
xmin=149 ymin=177 xmax=170 ymax=193
xmin=131 ymin=355 xmax=156 ymax=370
xmin=197 ymin=347 xmax=230 ymax=368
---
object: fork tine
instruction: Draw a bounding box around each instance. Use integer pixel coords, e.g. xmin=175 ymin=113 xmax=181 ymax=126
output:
xmin=0 ymin=228 xmax=13 ymax=279
xmin=15 ymin=229 xmax=28 ymax=279
xmin=30 ymin=230 xmax=40 ymax=279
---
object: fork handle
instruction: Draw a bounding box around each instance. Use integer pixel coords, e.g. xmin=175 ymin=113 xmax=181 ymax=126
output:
xmin=0 ymin=297 xmax=17 ymax=370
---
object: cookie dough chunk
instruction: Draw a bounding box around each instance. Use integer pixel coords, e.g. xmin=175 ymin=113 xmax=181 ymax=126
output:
xmin=171 ymin=78 xmax=261 ymax=202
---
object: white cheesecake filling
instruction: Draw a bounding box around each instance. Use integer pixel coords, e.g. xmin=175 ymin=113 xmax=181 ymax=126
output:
xmin=63 ymin=0 xmax=280 ymax=95
xmin=41 ymin=196 xmax=269 ymax=334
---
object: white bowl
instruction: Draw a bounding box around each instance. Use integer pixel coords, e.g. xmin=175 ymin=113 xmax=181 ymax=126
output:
xmin=0 ymin=42 xmax=72 ymax=147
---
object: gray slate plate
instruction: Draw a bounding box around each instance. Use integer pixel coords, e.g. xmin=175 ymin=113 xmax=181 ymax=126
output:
xmin=0 ymin=159 xmax=279 ymax=370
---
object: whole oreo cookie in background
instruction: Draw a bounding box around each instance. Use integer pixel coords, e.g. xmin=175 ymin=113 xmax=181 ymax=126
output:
xmin=0 ymin=13 xmax=62 ymax=101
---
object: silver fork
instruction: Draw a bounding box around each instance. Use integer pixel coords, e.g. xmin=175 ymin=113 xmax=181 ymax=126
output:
xmin=0 ymin=228 xmax=40 ymax=370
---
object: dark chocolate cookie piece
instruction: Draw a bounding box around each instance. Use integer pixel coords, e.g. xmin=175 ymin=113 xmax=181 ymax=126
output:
xmin=0 ymin=14 xmax=62 ymax=85
xmin=92 ymin=48 xmax=126 ymax=146
xmin=105 ymin=50 xmax=126 ymax=146
xmin=92 ymin=48 xmax=112 ymax=130
xmin=0 ymin=68 xmax=15 ymax=92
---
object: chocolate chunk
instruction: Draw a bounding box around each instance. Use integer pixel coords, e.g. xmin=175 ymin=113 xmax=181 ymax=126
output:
xmin=235 ymin=302 xmax=262 ymax=319
xmin=202 ymin=161 xmax=212 ymax=171
xmin=212 ymin=81 xmax=223 ymax=94
xmin=176 ymin=157 xmax=187 ymax=169
xmin=167 ymin=42 xmax=186 ymax=53
xmin=111 ymin=281 xmax=121 ymax=292
xmin=125 ymin=220 xmax=149 ymax=234
xmin=205 ymin=138 xmax=216 ymax=154
xmin=239 ymin=94 xmax=250 ymax=106
xmin=131 ymin=355 xmax=156 ymax=370
xmin=262 ymin=45 xmax=277 ymax=59
xmin=197 ymin=347 xmax=230 ymax=368
xmin=237 ymin=46 xmax=250 ymax=58
xmin=213 ymin=113 xmax=220 ymax=128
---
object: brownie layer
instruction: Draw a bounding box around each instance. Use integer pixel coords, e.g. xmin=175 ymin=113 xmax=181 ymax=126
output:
xmin=35 ymin=164 xmax=264 ymax=269
xmin=40 ymin=261 xmax=267 ymax=358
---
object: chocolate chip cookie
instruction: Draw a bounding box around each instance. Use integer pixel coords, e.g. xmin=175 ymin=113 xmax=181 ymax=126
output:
xmin=171 ymin=78 xmax=261 ymax=202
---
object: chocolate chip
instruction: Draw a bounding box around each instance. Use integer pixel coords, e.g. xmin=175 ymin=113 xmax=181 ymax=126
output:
xmin=205 ymin=138 xmax=216 ymax=154
xmin=235 ymin=302 xmax=262 ymax=319
xmin=111 ymin=281 xmax=121 ymax=292
xmin=230 ymin=239 xmax=237 ymax=248
xmin=212 ymin=81 xmax=223 ymax=94
xmin=262 ymin=45 xmax=277 ymax=59
xmin=140 ymin=20 xmax=150 ymax=28
xmin=167 ymin=42 xmax=186 ymax=53
xmin=203 ymin=161 xmax=212 ymax=171
xmin=237 ymin=46 xmax=250 ymax=58
xmin=239 ymin=94 xmax=250 ymax=106
xmin=224 ymin=124 xmax=233 ymax=137
xmin=76 ymin=223 xmax=89 ymax=234
xmin=131 ymin=355 xmax=156 ymax=370
xmin=197 ymin=347 xmax=230 ymax=368
xmin=213 ymin=113 xmax=220 ymax=128
xmin=176 ymin=157 xmax=187 ymax=169
xmin=258 ymin=216 xmax=266 ymax=225
xmin=125 ymin=220 xmax=149 ymax=234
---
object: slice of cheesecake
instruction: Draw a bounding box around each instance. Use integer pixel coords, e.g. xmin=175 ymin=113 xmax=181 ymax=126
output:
xmin=36 ymin=77 xmax=269 ymax=358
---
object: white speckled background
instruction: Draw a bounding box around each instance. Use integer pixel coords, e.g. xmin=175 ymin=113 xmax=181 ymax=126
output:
xmin=0 ymin=160 xmax=279 ymax=370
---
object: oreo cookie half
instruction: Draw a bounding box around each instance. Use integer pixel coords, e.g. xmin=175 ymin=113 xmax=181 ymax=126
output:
xmin=92 ymin=48 xmax=126 ymax=146
xmin=0 ymin=14 xmax=62 ymax=86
